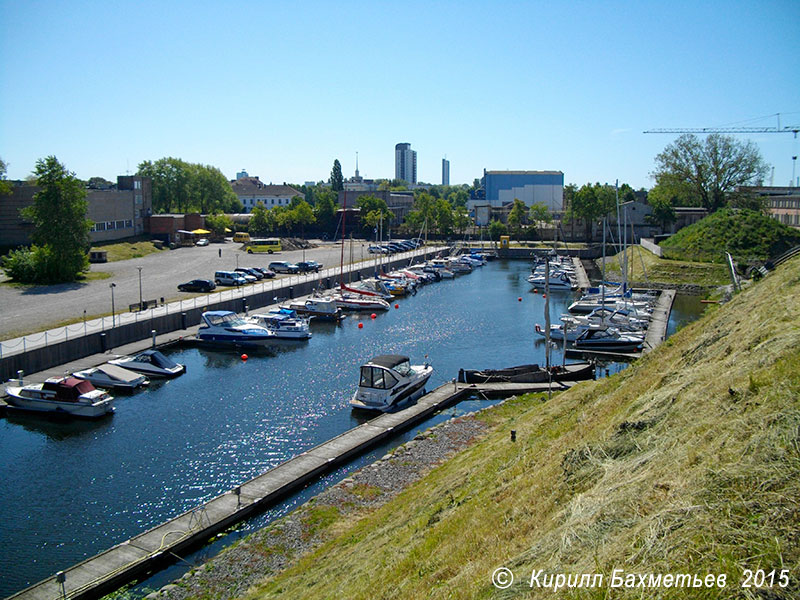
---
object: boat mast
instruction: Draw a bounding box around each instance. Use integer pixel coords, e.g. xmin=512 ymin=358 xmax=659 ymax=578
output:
xmin=544 ymin=255 xmax=552 ymax=399
xmin=339 ymin=190 xmax=347 ymax=291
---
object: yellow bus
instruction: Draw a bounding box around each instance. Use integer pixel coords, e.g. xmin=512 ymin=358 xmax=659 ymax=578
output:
xmin=246 ymin=238 xmax=282 ymax=254
xmin=232 ymin=231 xmax=251 ymax=243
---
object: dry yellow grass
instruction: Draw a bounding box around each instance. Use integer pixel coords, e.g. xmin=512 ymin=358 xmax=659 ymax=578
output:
xmin=235 ymin=257 xmax=800 ymax=600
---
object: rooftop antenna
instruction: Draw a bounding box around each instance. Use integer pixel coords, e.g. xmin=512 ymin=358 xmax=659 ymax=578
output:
xmin=355 ymin=152 xmax=359 ymax=178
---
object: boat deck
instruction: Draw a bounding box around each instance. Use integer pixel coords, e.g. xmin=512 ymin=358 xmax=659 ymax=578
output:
xmin=8 ymin=378 xmax=571 ymax=600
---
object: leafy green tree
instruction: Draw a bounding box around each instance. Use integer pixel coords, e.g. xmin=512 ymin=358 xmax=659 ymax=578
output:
xmin=644 ymin=185 xmax=677 ymax=230
xmin=86 ymin=176 xmax=113 ymax=189
xmin=652 ymin=133 xmax=769 ymax=213
xmin=16 ymin=156 xmax=91 ymax=282
xmin=0 ymin=157 xmax=12 ymax=196
xmin=528 ymin=202 xmax=552 ymax=225
xmin=453 ymin=207 xmax=472 ymax=235
xmin=291 ymin=199 xmax=316 ymax=238
xmin=330 ymin=159 xmax=344 ymax=192
xmin=488 ymin=219 xmax=508 ymax=241
xmin=507 ymin=198 xmax=527 ymax=240
xmin=189 ymin=164 xmax=241 ymax=213
xmin=566 ymin=183 xmax=616 ymax=240
xmin=435 ymin=198 xmax=454 ymax=236
xmin=205 ymin=212 xmax=234 ymax=237
xmin=248 ymin=203 xmax=274 ymax=236
xmin=313 ymin=188 xmax=337 ymax=235
xmin=356 ymin=195 xmax=393 ymax=237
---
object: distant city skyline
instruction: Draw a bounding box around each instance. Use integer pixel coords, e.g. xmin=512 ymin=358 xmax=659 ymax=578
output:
xmin=1 ymin=1 xmax=798 ymax=189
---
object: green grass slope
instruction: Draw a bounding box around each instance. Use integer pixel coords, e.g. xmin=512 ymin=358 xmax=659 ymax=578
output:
xmin=245 ymin=256 xmax=800 ymax=599
xmin=660 ymin=208 xmax=800 ymax=263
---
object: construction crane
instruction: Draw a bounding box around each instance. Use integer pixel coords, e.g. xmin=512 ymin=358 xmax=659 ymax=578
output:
xmin=644 ymin=113 xmax=799 ymax=136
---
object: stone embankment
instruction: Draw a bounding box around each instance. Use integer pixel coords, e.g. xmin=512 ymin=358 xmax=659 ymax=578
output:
xmin=149 ymin=411 xmax=495 ymax=600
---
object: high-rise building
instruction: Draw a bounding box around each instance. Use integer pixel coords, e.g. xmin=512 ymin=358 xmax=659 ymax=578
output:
xmin=442 ymin=158 xmax=450 ymax=186
xmin=395 ymin=143 xmax=417 ymax=184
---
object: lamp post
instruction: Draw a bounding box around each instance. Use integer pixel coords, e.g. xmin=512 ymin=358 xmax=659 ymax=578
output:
xmin=109 ymin=283 xmax=116 ymax=327
xmin=137 ymin=266 xmax=143 ymax=309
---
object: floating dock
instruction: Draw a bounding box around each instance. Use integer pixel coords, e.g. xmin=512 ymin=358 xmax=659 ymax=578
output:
xmin=8 ymin=378 xmax=572 ymax=600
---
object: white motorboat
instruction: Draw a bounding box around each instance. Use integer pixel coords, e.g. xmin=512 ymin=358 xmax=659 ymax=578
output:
xmin=572 ymin=328 xmax=645 ymax=352
xmin=109 ymin=349 xmax=186 ymax=377
xmin=350 ymin=354 xmax=433 ymax=412
xmin=195 ymin=310 xmax=276 ymax=346
xmin=527 ymin=270 xmax=576 ymax=290
xmin=286 ymin=295 xmax=344 ymax=321
xmin=423 ymin=260 xmax=455 ymax=278
xmin=73 ymin=363 xmax=149 ymax=391
xmin=4 ymin=376 xmax=114 ymax=418
xmin=248 ymin=309 xmax=312 ymax=340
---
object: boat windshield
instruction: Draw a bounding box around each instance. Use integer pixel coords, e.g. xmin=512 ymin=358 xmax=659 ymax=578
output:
xmin=359 ymin=366 xmax=398 ymax=390
xmin=207 ymin=313 xmax=245 ymax=327
xmin=393 ymin=360 xmax=412 ymax=377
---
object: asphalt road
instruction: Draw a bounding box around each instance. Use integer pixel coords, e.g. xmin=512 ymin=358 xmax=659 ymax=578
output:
xmin=0 ymin=239 xmax=392 ymax=339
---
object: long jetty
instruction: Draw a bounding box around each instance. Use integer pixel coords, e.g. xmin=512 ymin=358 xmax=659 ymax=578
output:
xmin=8 ymin=378 xmax=571 ymax=600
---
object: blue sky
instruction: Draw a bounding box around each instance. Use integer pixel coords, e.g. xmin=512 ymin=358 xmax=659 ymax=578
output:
xmin=1 ymin=0 xmax=798 ymax=189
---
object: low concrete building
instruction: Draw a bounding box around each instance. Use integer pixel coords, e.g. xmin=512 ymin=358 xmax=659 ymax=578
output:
xmin=0 ymin=175 xmax=152 ymax=247
xmin=742 ymin=186 xmax=800 ymax=228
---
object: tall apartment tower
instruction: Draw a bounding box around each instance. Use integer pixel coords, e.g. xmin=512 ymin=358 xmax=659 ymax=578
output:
xmin=395 ymin=143 xmax=417 ymax=184
xmin=442 ymin=158 xmax=450 ymax=185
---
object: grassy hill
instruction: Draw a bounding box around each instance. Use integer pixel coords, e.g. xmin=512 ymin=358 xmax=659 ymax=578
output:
xmin=660 ymin=208 xmax=800 ymax=263
xmin=600 ymin=246 xmax=730 ymax=287
xmin=243 ymin=256 xmax=800 ymax=599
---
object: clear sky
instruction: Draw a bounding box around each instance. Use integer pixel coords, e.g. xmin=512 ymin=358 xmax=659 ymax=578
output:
xmin=1 ymin=0 xmax=798 ymax=190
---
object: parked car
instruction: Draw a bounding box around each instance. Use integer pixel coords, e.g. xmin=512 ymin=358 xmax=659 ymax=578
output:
xmin=214 ymin=270 xmax=247 ymax=286
xmin=252 ymin=267 xmax=276 ymax=279
xmin=268 ymin=261 xmax=300 ymax=274
xmin=195 ymin=238 xmax=209 ymax=246
xmin=296 ymin=260 xmax=322 ymax=273
xmin=177 ymin=279 xmax=216 ymax=292
xmin=235 ymin=267 xmax=263 ymax=280
xmin=368 ymin=245 xmax=384 ymax=254
xmin=386 ymin=243 xmax=404 ymax=253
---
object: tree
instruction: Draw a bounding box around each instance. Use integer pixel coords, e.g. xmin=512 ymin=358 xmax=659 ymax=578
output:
xmin=566 ymin=183 xmax=616 ymax=241
xmin=205 ymin=212 xmax=234 ymax=237
xmin=291 ymin=199 xmax=316 ymax=238
xmin=356 ymin=195 xmax=393 ymax=237
xmin=313 ymin=188 xmax=337 ymax=236
xmin=19 ymin=156 xmax=91 ymax=282
xmin=507 ymin=198 xmax=527 ymax=241
xmin=248 ymin=203 xmax=273 ymax=236
xmin=652 ymin=133 xmax=769 ymax=213
xmin=86 ymin=176 xmax=113 ymax=189
xmin=138 ymin=157 xmax=241 ymax=214
xmin=0 ymin=157 xmax=11 ymax=196
xmin=645 ymin=185 xmax=677 ymax=230
xmin=434 ymin=198 xmax=454 ymax=236
xmin=188 ymin=164 xmax=241 ymax=213
xmin=488 ymin=219 xmax=508 ymax=241
xmin=330 ymin=159 xmax=344 ymax=192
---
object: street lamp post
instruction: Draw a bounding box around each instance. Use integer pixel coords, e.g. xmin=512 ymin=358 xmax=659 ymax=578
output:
xmin=110 ymin=283 xmax=116 ymax=327
xmin=137 ymin=266 xmax=143 ymax=309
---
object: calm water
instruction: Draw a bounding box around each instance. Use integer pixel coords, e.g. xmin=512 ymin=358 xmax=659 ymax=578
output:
xmin=0 ymin=261 xmax=703 ymax=597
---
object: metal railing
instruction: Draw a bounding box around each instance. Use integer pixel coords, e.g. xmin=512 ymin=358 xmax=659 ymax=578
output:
xmin=0 ymin=247 xmax=444 ymax=360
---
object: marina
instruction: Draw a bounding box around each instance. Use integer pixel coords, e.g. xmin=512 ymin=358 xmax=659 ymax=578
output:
xmin=1 ymin=259 xmax=699 ymax=599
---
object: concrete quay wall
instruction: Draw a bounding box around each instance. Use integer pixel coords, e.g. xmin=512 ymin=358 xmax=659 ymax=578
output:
xmin=0 ymin=252 xmax=443 ymax=382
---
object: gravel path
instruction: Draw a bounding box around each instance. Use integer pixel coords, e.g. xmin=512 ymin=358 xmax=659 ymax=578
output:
xmin=147 ymin=412 xmax=493 ymax=600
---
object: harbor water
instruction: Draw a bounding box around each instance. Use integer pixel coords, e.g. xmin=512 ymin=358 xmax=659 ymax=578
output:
xmin=0 ymin=260 xmax=703 ymax=597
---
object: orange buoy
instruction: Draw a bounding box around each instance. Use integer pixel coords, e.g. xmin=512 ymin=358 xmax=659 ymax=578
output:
xmin=370 ymin=313 xmax=377 ymax=320
xmin=358 ymin=322 xmax=363 ymax=329
xmin=241 ymin=354 xmax=248 ymax=361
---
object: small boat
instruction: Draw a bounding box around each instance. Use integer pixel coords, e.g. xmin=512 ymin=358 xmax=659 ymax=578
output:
xmin=4 ymin=376 xmax=114 ymax=418
xmin=458 ymin=361 xmax=595 ymax=384
xmin=286 ymin=295 xmax=344 ymax=321
xmin=195 ymin=310 xmax=276 ymax=346
xmin=572 ymin=328 xmax=644 ymax=352
xmin=109 ymin=349 xmax=186 ymax=377
xmin=248 ymin=310 xmax=312 ymax=340
xmin=527 ymin=270 xmax=576 ymax=290
xmin=73 ymin=363 xmax=149 ymax=391
xmin=350 ymin=354 xmax=433 ymax=412
xmin=334 ymin=286 xmax=391 ymax=311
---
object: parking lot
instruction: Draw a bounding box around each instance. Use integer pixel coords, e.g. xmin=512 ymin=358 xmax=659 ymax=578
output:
xmin=0 ymin=238 xmax=394 ymax=338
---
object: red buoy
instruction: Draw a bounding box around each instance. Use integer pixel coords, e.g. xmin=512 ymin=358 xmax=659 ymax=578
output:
xmin=370 ymin=313 xmax=377 ymax=320
xmin=358 ymin=322 xmax=363 ymax=329
xmin=241 ymin=354 xmax=248 ymax=361
xmin=518 ymin=297 xmax=522 ymax=302
xmin=542 ymin=293 xmax=547 ymax=298
xmin=394 ymin=304 xmax=399 ymax=309
xmin=533 ymin=288 xmax=538 ymax=294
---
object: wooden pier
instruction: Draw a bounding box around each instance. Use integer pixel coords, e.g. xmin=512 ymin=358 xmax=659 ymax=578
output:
xmin=8 ymin=379 xmax=569 ymax=600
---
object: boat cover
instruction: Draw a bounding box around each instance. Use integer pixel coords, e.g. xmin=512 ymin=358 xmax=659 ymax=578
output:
xmin=97 ymin=364 xmax=142 ymax=383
